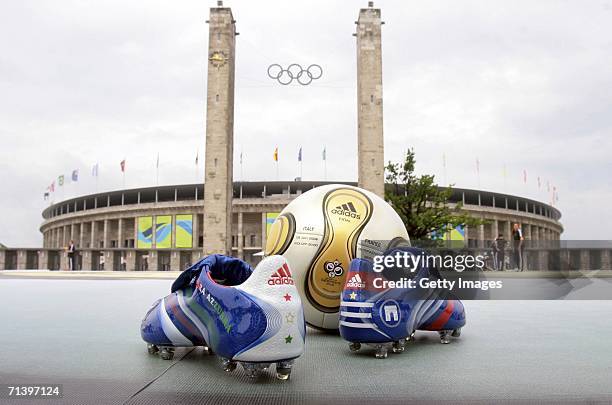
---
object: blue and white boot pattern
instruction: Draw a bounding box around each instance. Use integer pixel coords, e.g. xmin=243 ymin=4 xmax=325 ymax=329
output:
xmin=339 ymin=246 xmax=466 ymax=358
xmin=141 ymin=254 xmax=305 ymax=379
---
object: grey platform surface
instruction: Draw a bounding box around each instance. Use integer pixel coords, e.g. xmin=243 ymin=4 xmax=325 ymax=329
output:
xmin=1 ymin=278 xmax=611 ymax=404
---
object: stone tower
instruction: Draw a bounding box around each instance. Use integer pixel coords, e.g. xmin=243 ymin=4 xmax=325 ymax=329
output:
xmin=203 ymin=2 xmax=236 ymax=255
xmin=356 ymin=2 xmax=385 ymax=198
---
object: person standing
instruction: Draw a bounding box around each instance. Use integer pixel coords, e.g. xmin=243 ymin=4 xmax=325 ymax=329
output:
xmin=512 ymin=223 xmax=524 ymax=271
xmin=67 ymin=240 xmax=76 ymax=271
xmin=492 ymin=234 xmax=506 ymax=271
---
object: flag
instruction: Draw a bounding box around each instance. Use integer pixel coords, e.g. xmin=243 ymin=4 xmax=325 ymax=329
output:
xmin=240 ymin=151 xmax=243 ymax=165
xmin=298 ymin=147 xmax=302 ymax=162
xmin=195 ymin=150 xmax=199 ymax=165
xmin=92 ymin=163 xmax=99 ymax=177
xmin=71 ymin=169 xmax=78 ymax=182
xmin=156 ymin=153 xmax=159 ymax=169
xmin=537 ymin=176 xmax=541 ymax=189
xmin=50 ymin=181 xmax=55 ymax=193
xmin=322 ymin=147 xmax=326 ymax=161
xmin=58 ymin=175 xmax=64 ymax=186
xmin=44 ymin=191 xmax=49 ymax=200
xmin=523 ymin=169 xmax=527 ymax=184
xmin=120 ymin=159 xmax=126 ymax=173
xmin=274 ymin=147 xmax=278 ymax=162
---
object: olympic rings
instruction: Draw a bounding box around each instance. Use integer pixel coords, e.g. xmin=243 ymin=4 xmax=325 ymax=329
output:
xmin=267 ymin=63 xmax=323 ymax=85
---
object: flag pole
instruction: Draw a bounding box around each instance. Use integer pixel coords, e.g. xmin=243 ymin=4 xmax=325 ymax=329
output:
xmin=156 ymin=153 xmax=159 ymax=186
xmin=442 ymin=153 xmax=447 ymax=186
xmin=476 ymin=158 xmax=481 ymax=188
xmin=322 ymin=146 xmax=327 ymax=181
xmin=195 ymin=151 xmax=198 ymax=183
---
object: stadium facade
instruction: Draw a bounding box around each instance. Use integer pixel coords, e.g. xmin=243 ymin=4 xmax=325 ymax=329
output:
xmin=0 ymin=181 xmax=560 ymax=271
xmin=4 ymin=3 xmax=593 ymax=272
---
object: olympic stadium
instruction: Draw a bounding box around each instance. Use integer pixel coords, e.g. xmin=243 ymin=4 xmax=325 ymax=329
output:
xmin=0 ymin=181 xmax=562 ymax=271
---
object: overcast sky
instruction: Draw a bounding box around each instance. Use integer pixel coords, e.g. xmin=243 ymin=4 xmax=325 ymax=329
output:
xmin=1 ymin=0 xmax=611 ymax=246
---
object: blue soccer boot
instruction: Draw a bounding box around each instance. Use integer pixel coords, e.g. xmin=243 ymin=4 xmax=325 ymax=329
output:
xmin=141 ymin=254 xmax=305 ymax=379
xmin=339 ymin=246 xmax=466 ymax=358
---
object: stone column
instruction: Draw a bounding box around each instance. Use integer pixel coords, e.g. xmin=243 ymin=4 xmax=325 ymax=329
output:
xmin=170 ymin=251 xmax=180 ymax=271
xmin=149 ymin=251 xmax=159 ymax=271
xmin=62 ymin=225 xmax=67 ymax=248
xmin=538 ymin=250 xmax=549 ymax=271
xmin=355 ymin=3 xmax=385 ymax=198
xmin=0 ymin=249 xmax=5 ymax=270
xmin=16 ymin=250 xmax=27 ymax=270
xmin=103 ymin=219 xmax=109 ymax=249
xmin=118 ymin=218 xmax=124 ymax=249
xmin=192 ymin=214 xmax=199 ymax=249
xmin=60 ymin=251 xmax=69 ymax=271
xmin=261 ymin=212 xmax=267 ymax=251
xmin=152 ymin=216 xmax=157 ymax=248
xmin=77 ymin=223 xmax=83 ymax=248
xmin=525 ymin=224 xmax=532 ymax=241
xmin=202 ymin=4 xmax=236 ymax=256
xmin=580 ymin=250 xmax=590 ymax=271
xmin=105 ymin=250 xmax=118 ymax=271
xmin=478 ymin=224 xmax=485 ymax=248
xmin=91 ymin=221 xmax=96 ymax=249
xmin=601 ymin=250 xmax=611 ymax=270
xmin=125 ymin=250 xmax=136 ymax=272
xmin=134 ymin=217 xmax=139 ymax=249
xmin=69 ymin=223 xmax=75 ymax=246
xmin=38 ymin=250 xmax=49 ymax=270
xmin=82 ymin=250 xmax=93 ymax=271
xmin=237 ymin=211 xmax=244 ymax=260
xmin=559 ymin=249 xmax=571 ymax=271
xmin=492 ymin=220 xmax=499 ymax=239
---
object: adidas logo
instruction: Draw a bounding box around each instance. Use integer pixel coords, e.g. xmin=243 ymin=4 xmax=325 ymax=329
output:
xmin=345 ymin=273 xmax=366 ymax=289
xmin=268 ymin=263 xmax=295 ymax=286
xmin=331 ymin=201 xmax=361 ymax=219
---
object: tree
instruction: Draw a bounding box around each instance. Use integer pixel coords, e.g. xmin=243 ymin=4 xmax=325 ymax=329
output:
xmin=385 ymin=149 xmax=484 ymax=241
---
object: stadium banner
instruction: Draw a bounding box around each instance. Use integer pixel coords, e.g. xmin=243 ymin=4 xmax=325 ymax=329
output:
xmin=432 ymin=224 xmax=465 ymax=241
xmin=137 ymin=216 xmax=153 ymax=249
xmin=175 ymin=214 xmax=193 ymax=248
xmin=155 ymin=215 xmax=172 ymax=249
xmin=266 ymin=212 xmax=280 ymax=236
xmin=448 ymin=224 xmax=465 ymax=241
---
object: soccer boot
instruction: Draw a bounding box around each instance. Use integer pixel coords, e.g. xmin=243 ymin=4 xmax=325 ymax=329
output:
xmin=339 ymin=246 xmax=466 ymax=358
xmin=141 ymin=254 xmax=305 ymax=380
